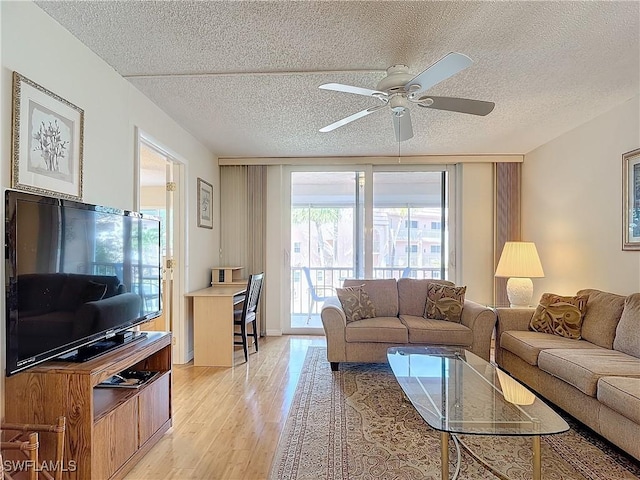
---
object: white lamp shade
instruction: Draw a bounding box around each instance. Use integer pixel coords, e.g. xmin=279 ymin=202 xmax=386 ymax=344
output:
xmin=495 ymin=242 xmax=544 ymax=278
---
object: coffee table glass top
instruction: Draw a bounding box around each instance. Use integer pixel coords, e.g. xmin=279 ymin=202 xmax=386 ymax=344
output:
xmin=387 ymin=346 xmax=569 ymax=436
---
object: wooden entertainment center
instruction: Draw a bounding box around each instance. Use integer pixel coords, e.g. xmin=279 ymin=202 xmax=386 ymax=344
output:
xmin=5 ymin=331 xmax=172 ymax=480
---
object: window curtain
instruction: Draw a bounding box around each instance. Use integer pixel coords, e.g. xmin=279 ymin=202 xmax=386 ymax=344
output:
xmin=494 ymin=162 xmax=521 ymax=305
xmin=220 ymin=165 xmax=267 ymax=334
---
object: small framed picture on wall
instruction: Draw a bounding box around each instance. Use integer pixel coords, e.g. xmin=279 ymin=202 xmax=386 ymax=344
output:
xmin=623 ymin=148 xmax=640 ymax=250
xmin=11 ymin=72 xmax=84 ymax=201
xmin=197 ymin=178 xmax=214 ymax=229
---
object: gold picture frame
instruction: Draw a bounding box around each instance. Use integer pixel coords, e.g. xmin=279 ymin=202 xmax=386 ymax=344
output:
xmin=11 ymin=72 xmax=84 ymax=201
xmin=623 ymin=148 xmax=640 ymax=250
xmin=197 ymin=177 xmax=214 ymax=229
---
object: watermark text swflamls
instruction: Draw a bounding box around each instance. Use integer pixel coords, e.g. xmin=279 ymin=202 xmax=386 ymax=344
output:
xmin=3 ymin=459 xmax=77 ymax=473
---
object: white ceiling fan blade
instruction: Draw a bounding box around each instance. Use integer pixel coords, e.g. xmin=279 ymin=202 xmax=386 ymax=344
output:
xmin=404 ymin=52 xmax=473 ymax=95
xmin=420 ymin=96 xmax=495 ymax=116
xmin=392 ymin=110 xmax=414 ymax=142
xmin=319 ymin=104 xmax=386 ymax=132
xmin=319 ymin=83 xmax=386 ymax=98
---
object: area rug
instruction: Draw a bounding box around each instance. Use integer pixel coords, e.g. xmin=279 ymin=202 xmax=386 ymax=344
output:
xmin=269 ymin=347 xmax=640 ymax=480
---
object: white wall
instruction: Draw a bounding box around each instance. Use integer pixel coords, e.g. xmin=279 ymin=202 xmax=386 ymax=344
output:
xmin=523 ymin=96 xmax=640 ymax=299
xmin=1 ymin=1 xmax=219 ymax=414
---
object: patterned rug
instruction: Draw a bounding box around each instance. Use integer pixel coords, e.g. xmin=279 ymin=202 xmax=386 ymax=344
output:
xmin=269 ymin=347 xmax=640 ymax=480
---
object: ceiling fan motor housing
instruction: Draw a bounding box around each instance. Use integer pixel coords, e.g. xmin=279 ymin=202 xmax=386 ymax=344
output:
xmin=376 ymin=65 xmax=415 ymax=93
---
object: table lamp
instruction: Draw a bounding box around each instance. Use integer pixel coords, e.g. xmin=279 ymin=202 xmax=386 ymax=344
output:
xmin=495 ymin=241 xmax=544 ymax=307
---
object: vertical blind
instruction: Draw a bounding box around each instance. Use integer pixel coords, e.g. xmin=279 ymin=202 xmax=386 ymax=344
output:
xmin=220 ymin=165 xmax=267 ymax=334
xmin=494 ymin=162 xmax=522 ymax=305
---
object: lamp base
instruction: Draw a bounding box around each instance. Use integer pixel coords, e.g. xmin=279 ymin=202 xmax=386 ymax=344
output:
xmin=506 ymin=277 xmax=533 ymax=308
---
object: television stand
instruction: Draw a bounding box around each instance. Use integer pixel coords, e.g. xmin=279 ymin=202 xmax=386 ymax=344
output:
xmin=5 ymin=331 xmax=172 ymax=480
xmin=58 ymin=331 xmax=148 ymax=362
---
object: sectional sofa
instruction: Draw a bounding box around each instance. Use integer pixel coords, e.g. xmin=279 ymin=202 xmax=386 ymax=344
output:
xmin=321 ymin=278 xmax=497 ymax=370
xmin=495 ymin=289 xmax=640 ymax=460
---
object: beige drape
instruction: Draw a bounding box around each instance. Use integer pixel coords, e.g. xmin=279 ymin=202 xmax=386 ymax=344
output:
xmin=220 ymin=165 xmax=267 ymax=334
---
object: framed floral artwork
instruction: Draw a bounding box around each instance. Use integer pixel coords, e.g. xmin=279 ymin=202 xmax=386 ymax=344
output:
xmin=623 ymin=148 xmax=640 ymax=250
xmin=197 ymin=177 xmax=213 ymax=229
xmin=11 ymin=72 xmax=84 ymax=200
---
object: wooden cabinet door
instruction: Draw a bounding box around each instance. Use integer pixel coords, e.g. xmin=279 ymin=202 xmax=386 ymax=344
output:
xmin=93 ymin=397 xmax=138 ymax=479
xmin=138 ymin=373 xmax=171 ymax=446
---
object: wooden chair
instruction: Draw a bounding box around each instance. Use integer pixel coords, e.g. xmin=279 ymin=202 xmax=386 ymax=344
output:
xmin=234 ymin=273 xmax=264 ymax=362
xmin=0 ymin=432 xmax=38 ymax=480
xmin=1 ymin=417 xmax=66 ymax=480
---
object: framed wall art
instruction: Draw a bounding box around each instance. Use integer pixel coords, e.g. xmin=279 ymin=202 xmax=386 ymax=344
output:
xmin=11 ymin=72 xmax=84 ymax=201
xmin=197 ymin=177 xmax=214 ymax=229
xmin=623 ymin=147 xmax=640 ymax=250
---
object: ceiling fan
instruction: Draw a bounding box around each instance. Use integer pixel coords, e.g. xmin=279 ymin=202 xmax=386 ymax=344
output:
xmin=319 ymin=52 xmax=495 ymax=142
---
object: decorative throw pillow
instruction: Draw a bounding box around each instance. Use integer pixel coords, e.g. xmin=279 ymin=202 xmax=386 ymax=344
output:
xmin=424 ymin=283 xmax=466 ymax=323
xmin=529 ymin=293 xmax=589 ymax=339
xmin=336 ymin=285 xmax=376 ymax=324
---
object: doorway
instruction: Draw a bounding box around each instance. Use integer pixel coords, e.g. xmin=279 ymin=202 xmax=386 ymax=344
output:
xmin=136 ymin=131 xmax=184 ymax=360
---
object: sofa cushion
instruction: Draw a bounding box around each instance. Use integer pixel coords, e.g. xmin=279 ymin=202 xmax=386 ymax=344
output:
xmin=345 ymin=316 xmax=408 ymax=343
xmin=538 ymin=349 xmax=640 ymax=397
xmin=343 ymin=279 xmax=398 ymax=317
xmin=397 ymin=278 xmax=453 ymax=316
xmin=400 ymin=315 xmax=473 ymax=346
xmin=529 ymin=293 xmax=588 ymax=339
xmin=336 ymin=285 xmax=376 ymax=324
xmin=597 ymin=376 xmax=640 ymax=425
xmin=613 ymin=293 xmax=640 ymax=358
xmin=500 ymin=331 xmax=602 ymax=366
xmin=577 ymin=289 xmax=626 ymax=349
xmin=424 ymin=283 xmax=466 ymax=323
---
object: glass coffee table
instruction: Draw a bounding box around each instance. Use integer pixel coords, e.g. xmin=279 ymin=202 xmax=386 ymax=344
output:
xmin=388 ymin=346 xmax=569 ymax=480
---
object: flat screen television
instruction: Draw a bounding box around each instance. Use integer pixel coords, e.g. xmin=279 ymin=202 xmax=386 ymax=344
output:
xmin=5 ymin=190 xmax=162 ymax=376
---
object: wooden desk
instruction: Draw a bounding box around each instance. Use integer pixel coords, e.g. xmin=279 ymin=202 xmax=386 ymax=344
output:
xmin=186 ymin=285 xmax=247 ymax=367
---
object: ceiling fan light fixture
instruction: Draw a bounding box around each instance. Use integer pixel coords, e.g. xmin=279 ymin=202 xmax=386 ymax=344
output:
xmin=389 ymin=94 xmax=409 ymax=111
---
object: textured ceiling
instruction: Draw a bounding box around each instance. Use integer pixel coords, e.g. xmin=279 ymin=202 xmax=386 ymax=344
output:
xmin=36 ymin=1 xmax=639 ymax=158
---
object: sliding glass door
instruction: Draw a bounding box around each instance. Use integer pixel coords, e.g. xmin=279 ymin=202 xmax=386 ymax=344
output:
xmin=372 ymin=171 xmax=448 ymax=280
xmin=288 ymin=166 xmax=453 ymax=331
xmin=290 ymin=171 xmax=359 ymax=328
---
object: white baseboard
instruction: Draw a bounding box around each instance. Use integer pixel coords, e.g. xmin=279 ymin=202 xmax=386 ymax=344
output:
xmin=266 ymin=329 xmax=283 ymax=336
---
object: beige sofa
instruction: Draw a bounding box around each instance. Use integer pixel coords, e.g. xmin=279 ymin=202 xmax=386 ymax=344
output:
xmin=321 ymin=278 xmax=497 ymax=370
xmin=496 ymin=289 xmax=640 ymax=460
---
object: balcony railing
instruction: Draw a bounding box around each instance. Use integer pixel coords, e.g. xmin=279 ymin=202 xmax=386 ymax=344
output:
xmin=291 ymin=266 xmax=445 ymax=315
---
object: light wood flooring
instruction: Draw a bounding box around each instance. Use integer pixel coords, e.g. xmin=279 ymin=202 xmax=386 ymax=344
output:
xmin=124 ymin=335 xmax=326 ymax=480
